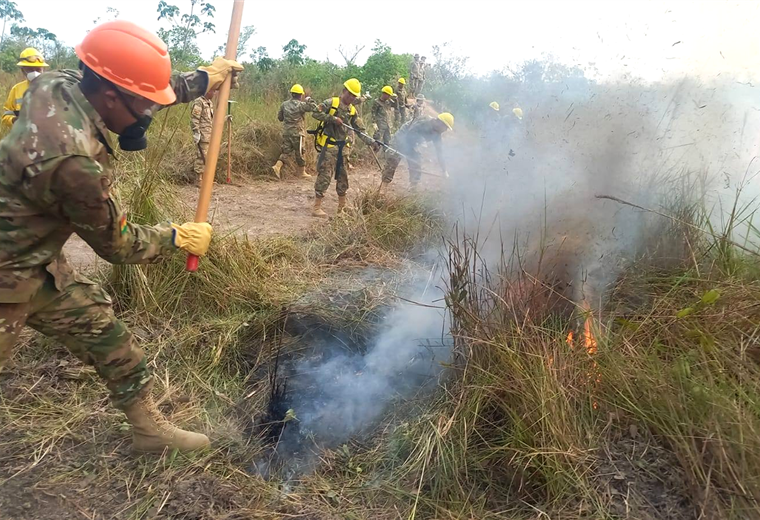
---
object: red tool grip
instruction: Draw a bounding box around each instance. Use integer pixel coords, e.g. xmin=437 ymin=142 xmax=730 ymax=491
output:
xmin=186 ymin=254 xmax=200 ymax=272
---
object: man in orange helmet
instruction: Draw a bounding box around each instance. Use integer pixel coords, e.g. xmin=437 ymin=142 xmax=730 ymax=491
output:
xmin=0 ymin=21 xmax=242 ymax=454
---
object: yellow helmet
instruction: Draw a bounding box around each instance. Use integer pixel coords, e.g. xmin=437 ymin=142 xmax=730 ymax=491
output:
xmin=17 ymin=47 xmax=49 ymax=68
xmin=398 ymin=77 xmax=406 ymax=85
xmin=290 ymin=83 xmax=304 ymax=95
xmin=381 ymin=85 xmax=393 ymax=96
xmin=489 ymin=101 xmax=500 ymax=111
xmin=343 ymin=78 xmax=361 ymax=96
xmin=437 ymin=112 xmax=454 ymax=130
xmin=512 ymin=107 xmax=523 ymax=120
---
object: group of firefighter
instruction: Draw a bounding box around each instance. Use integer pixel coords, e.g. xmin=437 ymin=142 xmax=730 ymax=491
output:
xmin=187 ymin=51 xmax=522 ymax=219
xmin=262 ymin=69 xmax=454 ymax=218
xmin=0 ymin=23 xmax=520 ymax=457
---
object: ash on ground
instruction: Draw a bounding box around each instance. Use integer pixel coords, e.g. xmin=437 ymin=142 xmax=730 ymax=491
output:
xmin=248 ymin=281 xmax=451 ymax=480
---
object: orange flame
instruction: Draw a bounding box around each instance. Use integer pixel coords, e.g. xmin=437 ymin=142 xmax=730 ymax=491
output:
xmin=583 ymin=314 xmax=597 ymax=355
xmin=565 ymin=304 xmax=601 ymax=410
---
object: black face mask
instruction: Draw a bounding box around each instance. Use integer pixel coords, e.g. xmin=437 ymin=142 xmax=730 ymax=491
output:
xmin=115 ymin=89 xmax=152 ymax=151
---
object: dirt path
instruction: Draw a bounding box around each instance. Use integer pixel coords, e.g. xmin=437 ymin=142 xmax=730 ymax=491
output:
xmin=62 ymin=165 xmax=425 ymax=272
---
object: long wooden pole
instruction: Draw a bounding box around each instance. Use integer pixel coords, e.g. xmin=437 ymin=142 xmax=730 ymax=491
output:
xmin=186 ymin=0 xmax=245 ymax=272
xmin=226 ymin=108 xmax=232 ymax=183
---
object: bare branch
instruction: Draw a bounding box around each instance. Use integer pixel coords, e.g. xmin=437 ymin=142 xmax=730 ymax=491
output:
xmin=337 ymin=44 xmax=365 ymax=66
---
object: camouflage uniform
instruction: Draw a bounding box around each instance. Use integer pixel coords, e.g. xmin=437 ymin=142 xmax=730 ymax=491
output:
xmin=409 ymin=57 xmax=421 ymax=97
xmin=371 ymin=97 xmax=394 ymax=145
xmin=276 ymin=98 xmax=317 ymax=167
xmin=382 ymin=116 xmax=446 ymax=187
xmin=395 ymin=83 xmax=407 ymax=126
xmin=0 ymin=69 xmax=206 ymax=408
xmin=418 ymin=60 xmax=427 ymax=93
xmin=191 ymin=96 xmax=214 ymax=180
xmin=311 ymin=97 xmax=374 ymax=198
xmin=412 ymin=100 xmax=425 ymax=121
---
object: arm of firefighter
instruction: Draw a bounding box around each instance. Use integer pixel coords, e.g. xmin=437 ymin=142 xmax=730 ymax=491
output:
xmin=301 ymin=99 xmax=318 ymax=113
xmin=44 ymin=156 xmax=176 ymax=264
xmin=151 ymin=68 xmax=222 ymax=112
xmin=434 ymin=135 xmax=447 ymax=173
xmin=311 ymin=99 xmax=336 ymax=124
xmin=277 ymin=103 xmax=284 ymax=122
xmin=371 ymin=100 xmax=381 ymax=120
xmin=2 ymin=85 xmax=17 ymax=128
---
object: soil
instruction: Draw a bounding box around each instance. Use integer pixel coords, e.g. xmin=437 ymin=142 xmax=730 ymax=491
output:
xmin=62 ymin=165 xmax=424 ymax=273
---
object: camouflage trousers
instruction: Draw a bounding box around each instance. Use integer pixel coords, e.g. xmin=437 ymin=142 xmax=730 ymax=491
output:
xmin=315 ymin=145 xmax=349 ymax=198
xmin=194 ymin=141 xmax=210 ymax=180
xmin=395 ymin=106 xmax=407 ymax=127
xmin=409 ymin=77 xmax=420 ymax=97
xmin=0 ymin=275 xmax=151 ymax=409
xmin=373 ymin=124 xmax=391 ymax=145
xmin=277 ymin=132 xmax=305 ymax=167
xmin=382 ymin=149 xmax=421 ymax=186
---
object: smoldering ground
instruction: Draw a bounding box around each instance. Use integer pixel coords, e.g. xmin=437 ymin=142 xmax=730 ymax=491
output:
xmin=441 ymin=72 xmax=760 ymax=307
xmin=253 ymin=273 xmax=451 ymax=479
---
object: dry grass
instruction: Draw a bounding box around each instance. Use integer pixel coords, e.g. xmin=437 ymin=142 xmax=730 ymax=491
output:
xmin=3 ymin=83 xmax=760 ymax=517
xmin=0 ymin=156 xmax=443 ymax=519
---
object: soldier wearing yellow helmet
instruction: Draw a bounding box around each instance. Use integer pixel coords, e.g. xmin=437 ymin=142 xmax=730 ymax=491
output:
xmin=380 ymin=112 xmax=453 ymax=192
xmin=272 ymin=83 xmax=318 ymax=179
xmin=310 ymin=78 xmax=379 ymax=217
xmin=372 ymin=85 xmax=395 ymax=145
xmin=2 ymin=47 xmax=50 ymax=128
xmin=395 ymin=77 xmax=408 ymax=126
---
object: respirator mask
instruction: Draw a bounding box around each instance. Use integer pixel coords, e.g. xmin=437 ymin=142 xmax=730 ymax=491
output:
xmin=114 ymin=88 xmax=154 ymax=152
xmin=26 ymin=71 xmax=41 ymax=81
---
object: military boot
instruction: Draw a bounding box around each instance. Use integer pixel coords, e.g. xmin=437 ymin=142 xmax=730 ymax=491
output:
xmin=312 ymin=197 xmax=328 ymax=218
xmin=299 ymin=166 xmax=311 ymax=179
xmin=271 ymin=160 xmax=283 ymax=179
xmin=337 ymin=195 xmax=347 ymax=214
xmin=124 ymin=393 xmax=210 ymax=453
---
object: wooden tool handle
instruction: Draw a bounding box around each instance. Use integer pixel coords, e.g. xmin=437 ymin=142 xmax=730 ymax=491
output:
xmin=186 ymin=0 xmax=245 ymax=272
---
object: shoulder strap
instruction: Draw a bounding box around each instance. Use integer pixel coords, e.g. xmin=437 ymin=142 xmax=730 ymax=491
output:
xmin=328 ymin=97 xmax=340 ymax=115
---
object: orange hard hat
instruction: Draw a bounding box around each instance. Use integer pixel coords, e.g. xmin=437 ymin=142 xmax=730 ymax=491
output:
xmin=75 ymin=20 xmax=175 ymax=105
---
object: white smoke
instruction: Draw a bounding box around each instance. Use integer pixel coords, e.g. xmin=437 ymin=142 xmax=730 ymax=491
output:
xmin=260 ymin=278 xmax=450 ymax=477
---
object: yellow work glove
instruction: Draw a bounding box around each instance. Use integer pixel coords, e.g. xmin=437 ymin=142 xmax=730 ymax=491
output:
xmin=198 ymin=57 xmax=244 ymax=94
xmin=171 ymin=222 xmax=213 ymax=256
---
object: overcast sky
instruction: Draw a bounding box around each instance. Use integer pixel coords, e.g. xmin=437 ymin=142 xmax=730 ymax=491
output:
xmin=25 ymin=0 xmax=760 ymax=82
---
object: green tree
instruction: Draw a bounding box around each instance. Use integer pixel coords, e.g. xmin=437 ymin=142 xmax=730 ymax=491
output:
xmin=252 ymin=46 xmax=274 ymax=71
xmin=0 ymin=24 xmax=72 ymax=72
xmin=360 ymin=40 xmax=409 ymax=94
xmin=282 ymin=39 xmax=306 ymax=66
xmin=0 ymin=0 xmax=23 ymax=47
xmin=156 ymin=0 xmax=216 ymax=70
xmin=214 ymin=24 xmax=254 ymax=60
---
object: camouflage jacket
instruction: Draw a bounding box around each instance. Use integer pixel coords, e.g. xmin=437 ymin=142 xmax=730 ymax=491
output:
xmin=412 ymin=103 xmax=424 ymax=120
xmin=277 ymin=98 xmax=317 ymax=135
xmin=0 ymin=69 xmax=207 ymax=303
xmin=395 ymin=84 xmax=406 ymax=109
xmin=191 ymin=96 xmax=214 ymax=142
xmin=312 ymin=97 xmax=374 ymax=145
xmin=391 ymin=116 xmax=446 ymax=169
xmin=410 ymin=60 xmax=421 ymax=80
xmin=371 ymin=97 xmax=394 ymax=129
